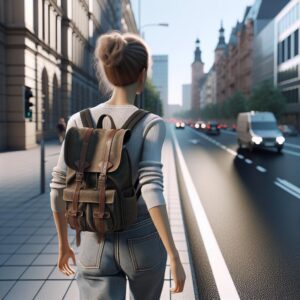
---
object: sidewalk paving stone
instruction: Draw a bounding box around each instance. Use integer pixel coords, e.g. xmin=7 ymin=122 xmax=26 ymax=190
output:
xmin=0 ymin=126 xmax=197 ymax=299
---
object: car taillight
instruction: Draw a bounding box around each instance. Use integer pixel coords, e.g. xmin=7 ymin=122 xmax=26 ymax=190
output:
xmin=207 ymin=125 xmax=211 ymax=129
xmin=217 ymin=125 xmax=221 ymax=129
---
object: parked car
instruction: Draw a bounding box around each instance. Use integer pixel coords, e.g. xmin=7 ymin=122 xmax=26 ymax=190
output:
xmin=237 ymin=111 xmax=285 ymax=153
xmin=205 ymin=121 xmax=220 ymax=135
xmin=175 ymin=121 xmax=185 ymax=129
xmin=278 ymin=124 xmax=298 ymax=137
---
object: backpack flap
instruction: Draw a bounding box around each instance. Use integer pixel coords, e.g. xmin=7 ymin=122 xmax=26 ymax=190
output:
xmin=64 ymin=127 xmax=131 ymax=173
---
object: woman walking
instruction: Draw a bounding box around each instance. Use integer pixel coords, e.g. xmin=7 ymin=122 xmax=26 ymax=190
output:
xmin=50 ymin=30 xmax=186 ymax=300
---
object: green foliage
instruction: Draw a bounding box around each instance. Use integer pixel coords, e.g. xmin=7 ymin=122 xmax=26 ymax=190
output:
xmin=143 ymin=80 xmax=163 ymax=116
xmin=172 ymin=81 xmax=286 ymax=122
xmin=247 ymin=80 xmax=286 ymax=119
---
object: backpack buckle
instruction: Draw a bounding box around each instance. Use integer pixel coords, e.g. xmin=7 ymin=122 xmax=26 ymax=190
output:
xmin=75 ymin=172 xmax=84 ymax=182
xmin=98 ymin=173 xmax=107 ymax=183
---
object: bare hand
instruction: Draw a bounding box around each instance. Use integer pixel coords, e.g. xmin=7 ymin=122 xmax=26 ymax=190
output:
xmin=57 ymin=245 xmax=76 ymax=276
xmin=169 ymin=254 xmax=186 ymax=293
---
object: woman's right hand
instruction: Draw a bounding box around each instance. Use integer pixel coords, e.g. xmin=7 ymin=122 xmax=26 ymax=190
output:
xmin=169 ymin=254 xmax=186 ymax=293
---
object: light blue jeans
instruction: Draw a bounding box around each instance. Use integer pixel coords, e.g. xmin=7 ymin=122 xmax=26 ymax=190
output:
xmin=76 ymin=212 xmax=167 ymax=300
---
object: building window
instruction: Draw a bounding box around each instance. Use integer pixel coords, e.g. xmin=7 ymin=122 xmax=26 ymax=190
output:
xmin=278 ymin=43 xmax=282 ymax=64
xmin=295 ymin=29 xmax=299 ymax=57
xmin=288 ymin=35 xmax=291 ymax=60
xmin=282 ymin=88 xmax=299 ymax=104
xmin=282 ymin=40 xmax=285 ymax=63
xmin=278 ymin=65 xmax=299 ymax=82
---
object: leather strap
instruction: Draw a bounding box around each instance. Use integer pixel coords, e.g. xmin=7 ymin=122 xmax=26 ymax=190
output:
xmin=122 ymin=109 xmax=149 ymax=200
xmin=121 ymin=109 xmax=149 ymax=130
xmin=94 ymin=130 xmax=116 ymax=242
xmin=70 ymin=127 xmax=93 ymax=246
xmin=97 ymin=114 xmax=117 ymax=129
xmin=80 ymin=108 xmax=95 ymax=128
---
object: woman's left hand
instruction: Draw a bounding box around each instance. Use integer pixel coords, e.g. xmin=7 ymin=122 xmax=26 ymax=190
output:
xmin=57 ymin=245 xmax=76 ymax=276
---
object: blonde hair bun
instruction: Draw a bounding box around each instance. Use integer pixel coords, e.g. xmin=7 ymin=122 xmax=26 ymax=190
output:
xmin=97 ymin=32 xmax=127 ymax=67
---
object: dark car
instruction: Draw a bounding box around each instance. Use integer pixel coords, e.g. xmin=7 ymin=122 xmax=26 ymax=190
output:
xmin=175 ymin=121 xmax=185 ymax=129
xmin=205 ymin=121 xmax=221 ymax=135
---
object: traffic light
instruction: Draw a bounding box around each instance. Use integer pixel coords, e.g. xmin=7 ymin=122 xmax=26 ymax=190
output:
xmin=23 ymin=86 xmax=34 ymax=119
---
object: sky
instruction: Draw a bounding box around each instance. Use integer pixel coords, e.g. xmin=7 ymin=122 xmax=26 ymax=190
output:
xmin=131 ymin=0 xmax=255 ymax=105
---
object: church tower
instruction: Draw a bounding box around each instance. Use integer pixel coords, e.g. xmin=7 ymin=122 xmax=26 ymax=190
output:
xmin=191 ymin=38 xmax=205 ymax=110
xmin=215 ymin=21 xmax=226 ymax=63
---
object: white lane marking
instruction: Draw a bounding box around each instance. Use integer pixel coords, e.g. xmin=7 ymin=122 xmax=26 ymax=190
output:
xmin=285 ymin=143 xmax=300 ymax=150
xmin=276 ymin=178 xmax=300 ymax=195
xmin=191 ymin=128 xmax=238 ymax=157
xmin=227 ymin=148 xmax=238 ymax=156
xmin=245 ymin=159 xmax=253 ymax=164
xmin=256 ymin=166 xmax=267 ymax=173
xmin=171 ymin=129 xmax=241 ymax=300
xmin=274 ymin=178 xmax=300 ymax=200
xmin=190 ymin=128 xmax=269 ymax=173
xmin=282 ymin=149 xmax=300 ymax=157
xmin=189 ymin=139 xmax=199 ymax=144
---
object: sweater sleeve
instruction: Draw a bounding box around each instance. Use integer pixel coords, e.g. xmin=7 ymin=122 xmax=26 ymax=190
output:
xmin=49 ymin=114 xmax=77 ymax=212
xmin=138 ymin=117 xmax=167 ymax=210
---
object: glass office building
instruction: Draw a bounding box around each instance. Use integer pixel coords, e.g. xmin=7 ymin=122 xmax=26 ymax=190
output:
xmin=275 ymin=0 xmax=300 ymax=129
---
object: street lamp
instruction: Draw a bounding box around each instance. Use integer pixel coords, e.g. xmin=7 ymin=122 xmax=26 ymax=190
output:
xmin=141 ymin=23 xmax=169 ymax=39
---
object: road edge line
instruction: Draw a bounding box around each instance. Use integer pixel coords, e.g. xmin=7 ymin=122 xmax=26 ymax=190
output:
xmin=171 ymin=128 xmax=241 ymax=300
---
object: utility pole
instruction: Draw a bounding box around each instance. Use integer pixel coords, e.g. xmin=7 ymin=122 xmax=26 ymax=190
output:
xmin=40 ymin=94 xmax=46 ymax=194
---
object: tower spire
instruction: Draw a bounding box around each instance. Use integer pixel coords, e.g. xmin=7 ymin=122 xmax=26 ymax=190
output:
xmin=216 ymin=20 xmax=226 ymax=50
xmin=194 ymin=38 xmax=203 ymax=63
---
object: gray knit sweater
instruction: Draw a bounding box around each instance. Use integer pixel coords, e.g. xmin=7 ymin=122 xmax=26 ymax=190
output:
xmin=49 ymin=101 xmax=166 ymax=215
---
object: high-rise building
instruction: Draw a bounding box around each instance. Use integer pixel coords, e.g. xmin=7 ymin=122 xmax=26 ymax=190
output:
xmin=191 ymin=39 xmax=205 ymax=110
xmin=0 ymin=0 xmax=137 ymax=151
xmin=275 ymin=0 xmax=300 ymax=129
xmin=151 ymin=55 xmax=169 ymax=117
xmin=182 ymin=84 xmax=191 ymax=111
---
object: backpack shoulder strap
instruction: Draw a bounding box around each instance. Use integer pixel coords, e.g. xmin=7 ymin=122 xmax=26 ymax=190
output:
xmin=80 ymin=108 xmax=94 ymax=128
xmin=121 ymin=109 xmax=150 ymax=130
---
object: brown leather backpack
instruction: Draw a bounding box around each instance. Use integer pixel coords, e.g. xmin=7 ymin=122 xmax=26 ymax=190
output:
xmin=63 ymin=107 xmax=150 ymax=246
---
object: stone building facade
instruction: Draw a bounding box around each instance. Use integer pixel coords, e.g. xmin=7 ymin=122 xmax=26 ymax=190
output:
xmin=0 ymin=0 xmax=137 ymax=151
xmin=200 ymin=65 xmax=216 ymax=108
xmin=191 ymin=39 xmax=205 ymax=110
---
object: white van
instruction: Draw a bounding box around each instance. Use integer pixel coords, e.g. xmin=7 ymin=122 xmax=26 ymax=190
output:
xmin=237 ymin=111 xmax=285 ymax=153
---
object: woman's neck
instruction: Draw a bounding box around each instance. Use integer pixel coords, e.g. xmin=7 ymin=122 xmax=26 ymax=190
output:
xmin=107 ymin=86 xmax=137 ymax=105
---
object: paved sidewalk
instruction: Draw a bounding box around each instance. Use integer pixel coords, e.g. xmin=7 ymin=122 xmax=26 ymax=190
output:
xmin=0 ymin=125 xmax=196 ymax=299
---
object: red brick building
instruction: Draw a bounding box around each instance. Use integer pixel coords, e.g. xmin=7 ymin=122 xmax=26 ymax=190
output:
xmin=214 ymin=14 xmax=254 ymax=103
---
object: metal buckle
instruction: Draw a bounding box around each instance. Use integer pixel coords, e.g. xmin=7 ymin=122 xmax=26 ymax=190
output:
xmin=75 ymin=172 xmax=84 ymax=182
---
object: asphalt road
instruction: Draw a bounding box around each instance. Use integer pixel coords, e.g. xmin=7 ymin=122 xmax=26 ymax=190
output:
xmin=172 ymin=125 xmax=300 ymax=300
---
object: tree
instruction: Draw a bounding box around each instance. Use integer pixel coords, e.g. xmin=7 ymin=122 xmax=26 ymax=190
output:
xmin=227 ymin=91 xmax=247 ymax=119
xmin=248 ymin=80 xmax=286 ymax=119
xmin=143 ymin=80 xmax=163 ymax=116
